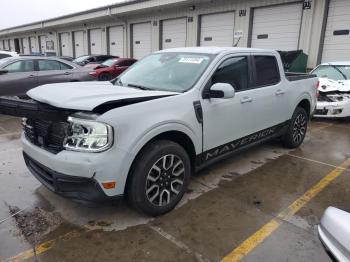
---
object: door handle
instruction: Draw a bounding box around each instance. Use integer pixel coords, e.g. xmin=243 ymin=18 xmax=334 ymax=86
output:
xmin=275 ymin=89 xmax=285 ymax=96
xmin=64 ymin=72 xmax=71 ymax=75
xmin=240 ymin=97 xmax=253 ymax=104
xmin=28 ymin=75 xmax=35 ymax=78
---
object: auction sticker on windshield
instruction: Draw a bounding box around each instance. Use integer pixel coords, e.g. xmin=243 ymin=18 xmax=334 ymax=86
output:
xmin=179 ymin=57 xmax=204 ymax=64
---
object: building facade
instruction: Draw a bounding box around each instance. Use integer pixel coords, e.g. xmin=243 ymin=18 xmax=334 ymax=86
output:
xmin=0 ymin=0 xmax=349 ymax=69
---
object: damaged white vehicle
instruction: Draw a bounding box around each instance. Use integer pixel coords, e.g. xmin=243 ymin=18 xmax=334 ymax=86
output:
xmin=311 ymin=62 xmax=350 ymax=118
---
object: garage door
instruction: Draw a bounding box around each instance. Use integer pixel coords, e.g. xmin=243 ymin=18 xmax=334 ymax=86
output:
xmin=109 ymin=26 xmax=124 ymax=57
xmin=60 ymin=32 xmax=70 ymax=56
xmin=89 ymin=29 xmax=102 ymax=54
xmin=4 ymin=40 xmax=9 ymax=50
xmin=161 ymin=18 xmax=187 ymax=49
xmin=251 ymin=3 xmax=302 ymax=51
xmin=200 ymin=12 xmax=235 ymax=47
xmin=9 ymin=39 xmax=15 ymax=51
xmin=0 ymin=40 xmax=3 ymax=50
xmin=22 ymin=38 xmax=30 ymax=54
xmin=39 ymin=35 xmax=46 ymax=53
xmin=29 ymin=37 xmax=38 ymax=53
xmin=322 ymin=0 xmax=350 ymax=62
xmin=132 ymin=22 xmax=152 ymax=59
xmin=73 ymin=31 xmax=85 ymax=58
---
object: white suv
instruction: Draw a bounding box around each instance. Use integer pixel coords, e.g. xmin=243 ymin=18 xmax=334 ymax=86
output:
xmin=0 ymin=50 xmax=19 ymax=59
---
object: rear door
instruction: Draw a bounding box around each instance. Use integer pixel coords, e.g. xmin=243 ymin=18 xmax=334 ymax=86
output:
xmin=0 ymin=60 xmax=38 ymax=96
xmin=37 ymin=59 xmax=73 ymax=85
xmin=250 ymin=55 xmax=288 ymax=131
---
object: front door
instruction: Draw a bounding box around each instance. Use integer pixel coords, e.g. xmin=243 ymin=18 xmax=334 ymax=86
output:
xmin=36 ymin=59 xmax=73 ymax=85
xmin=201 ymin=54 xmax=256 ymax=157
xmin=0 ymin=60 xmax=38 ymax=96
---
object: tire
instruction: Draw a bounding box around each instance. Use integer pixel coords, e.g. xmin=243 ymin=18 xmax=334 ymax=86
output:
xmin=127 ymin=140 xmax=191 ymax=216
xmin=282 ymin=107 xmax=308 ymax=148
xmin=98 ymin=73 xmax=112 ymax=81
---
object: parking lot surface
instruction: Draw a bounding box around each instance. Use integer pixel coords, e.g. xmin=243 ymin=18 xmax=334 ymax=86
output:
xmin=0 ymin=114 xmax=349 ymax=262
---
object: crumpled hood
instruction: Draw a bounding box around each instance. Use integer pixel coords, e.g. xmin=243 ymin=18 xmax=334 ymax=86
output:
xmin=27 ymin=82 xmax=178 ymax=111
xmin=319 ymin=78 xmax=350 ymax=93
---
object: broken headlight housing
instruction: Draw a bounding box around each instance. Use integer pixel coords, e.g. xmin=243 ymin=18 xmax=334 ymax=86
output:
xmin=64 ymin=117 xmax=113 ymax=152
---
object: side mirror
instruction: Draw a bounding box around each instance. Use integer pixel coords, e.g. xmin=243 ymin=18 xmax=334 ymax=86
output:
xmin=206 ymin=83 xmax=235 ymax=99
xmin=0 ymin=69 xmax=8 ymax=75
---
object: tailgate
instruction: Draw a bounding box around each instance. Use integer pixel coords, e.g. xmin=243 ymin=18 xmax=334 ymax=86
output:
xmin=0 ymin=97 xmax=76 ymax=121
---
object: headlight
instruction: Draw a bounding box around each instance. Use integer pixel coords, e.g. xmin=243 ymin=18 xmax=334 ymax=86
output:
xmin=64 ymin=117 xmax=113 ymax=152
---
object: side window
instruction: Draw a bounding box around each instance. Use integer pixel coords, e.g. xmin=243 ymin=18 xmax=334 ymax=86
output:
xmin=254 ymin=56 xmax=280 ymax=86
xmin=4 ymin=60 xmax=34 ymax=73
xmin=212 ymin=56 xmax=249 ymax=91
xmin=0 ymin=54 xmax=10 ymax=59
xmin=59 ymin=62 xmax=73 ymax=70
xmin=38 ymin=60 xmax=61 ymax=71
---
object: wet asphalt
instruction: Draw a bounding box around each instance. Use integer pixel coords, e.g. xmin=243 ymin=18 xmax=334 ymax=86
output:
xmin=0 ymin=114 xmax=349 ymax=262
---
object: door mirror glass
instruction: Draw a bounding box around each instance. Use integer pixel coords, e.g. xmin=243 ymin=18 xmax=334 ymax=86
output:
xmin=208 ymin=83 xmax=235 ymax=99
xmin=0 ymin=69 xmax=9 ymax=75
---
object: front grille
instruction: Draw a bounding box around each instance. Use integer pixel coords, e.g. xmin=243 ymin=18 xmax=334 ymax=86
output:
xmin=24 ymin=118 xmax=70 ymax=154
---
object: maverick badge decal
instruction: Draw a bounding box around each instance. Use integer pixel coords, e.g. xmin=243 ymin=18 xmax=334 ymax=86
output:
xmin=204 ymin=126 xmax=279 ymax=161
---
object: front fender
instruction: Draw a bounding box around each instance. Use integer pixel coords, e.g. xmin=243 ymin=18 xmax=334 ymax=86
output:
xmin=128 ymin=121 xmax=201 ymax=158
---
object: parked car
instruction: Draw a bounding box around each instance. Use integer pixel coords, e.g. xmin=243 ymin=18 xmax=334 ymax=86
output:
xmin=73 ymin=55 xmax=118 ymax=66
xmin=0 ymin=47 xmax=317 ymax=215
xmin=0 ymin=56 xmax=94 ymax=97
xmin=311 ymin=62 xmax=350 ymax=118
xmin=319 ymin=207 xmax=350 ymax=262
xmin=89 ymin=58 xmax=137 ymax=81
xmin=0 ymin=50 xmax=19 ymax=59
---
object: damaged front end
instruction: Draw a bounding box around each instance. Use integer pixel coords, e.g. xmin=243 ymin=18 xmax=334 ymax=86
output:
xmin=0 ymin=97 xmax=80 ymax=154
xmin=315 ymin=81 xmax=350 ymax=118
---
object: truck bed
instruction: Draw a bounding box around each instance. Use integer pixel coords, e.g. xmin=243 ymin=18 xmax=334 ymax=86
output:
xmin=286 ymin=72 xmax=317 ymax=82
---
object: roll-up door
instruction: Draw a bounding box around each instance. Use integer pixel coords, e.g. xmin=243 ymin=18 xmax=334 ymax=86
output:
xmin=29 ymin=37 xmax=38 ymax=53
xmin=161 ymin=18 xmax=187 ymax=49
xmin=132 ymin=22 xmax=152 ymax=59
xmin=9 ymin=39 xmax=15 ymax=51
xmin=73 ymin=31 xmax=85 ymax=58
xmin=251 ymin=3 xmax=303 ymax=50
xmin=59 ymin=32 xmax=71 ymax=56
xmin=89 ymin=28 xmax=102 ymax=54
xmin=322 ymin=0 xmax=350 ymax=62
xmin=108 ymin=26 xmax=124 ymax=57
xmin=39 ymin=35 xmax=47 ymax=53
xmin=22 ymin=38 xmax=30 ymax=54
xmin=200 ymin=12 xmax=235 ymax=46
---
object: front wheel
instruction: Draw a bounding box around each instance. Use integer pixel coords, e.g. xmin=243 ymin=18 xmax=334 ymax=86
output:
xmin=127 ymin=140 xmax=191 ymax=216
xmin=282 ymin=107 xmax=308 ymax=148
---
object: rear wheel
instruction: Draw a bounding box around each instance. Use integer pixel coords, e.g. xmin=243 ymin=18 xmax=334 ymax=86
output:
xmin=127 ymin=140 xmax=191 ymax=216
xmin=282 ymin=107 xmax=308 ymax=148
xmin=98 ymin=73 xmax=112 ymax=81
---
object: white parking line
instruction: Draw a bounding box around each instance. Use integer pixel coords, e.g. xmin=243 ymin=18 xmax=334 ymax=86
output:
xmin=287 ymin=153 xmax=349 ymax=171
xmin=149 ymin=225 xmax=210 ymax=262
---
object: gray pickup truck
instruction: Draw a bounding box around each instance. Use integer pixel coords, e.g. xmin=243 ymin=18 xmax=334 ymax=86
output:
xmin=0 ymin=47 xmax=317 ymax=216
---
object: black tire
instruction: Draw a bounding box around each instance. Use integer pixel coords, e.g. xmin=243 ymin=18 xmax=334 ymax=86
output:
xmin=282 ymin=107 xmax=308 ymax=148
xmin=98 ymin=73 xmax=112 ymax=81
xmin=127 ymin=140 xmax=191 ymax=216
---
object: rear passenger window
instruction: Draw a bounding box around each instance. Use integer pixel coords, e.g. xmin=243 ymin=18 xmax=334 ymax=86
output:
xmin=254 ymin=56 xmax=280 ymax=86
xmin=38 ymin=60 xmax=61 ymax=71
xmin=212 ymin=57 xmax=249 ymax=91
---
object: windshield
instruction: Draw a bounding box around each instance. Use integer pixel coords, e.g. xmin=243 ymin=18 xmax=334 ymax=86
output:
xmin=115 ymin=52 xmax=213 ymax=92
xmin=102 ymin=59 xmax=118 ymax=67
xmin=73 ymin=55 xmax=90 ymax=63
xmin=312 ymin=65 xmax=350 ymax=80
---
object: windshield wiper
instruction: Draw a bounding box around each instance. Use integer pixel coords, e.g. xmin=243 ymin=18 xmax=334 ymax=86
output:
xmin=330 ymin=64 xmax=347 ymax=80
xmin=127 ymin=83 xmax=152 ymax=90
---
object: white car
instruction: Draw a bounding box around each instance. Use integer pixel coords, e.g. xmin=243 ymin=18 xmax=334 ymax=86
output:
xmin=0 ymin=50 xmax=19 ymax=60
xmin=311 ymin=62 xmax=350 ymax=118
xmin=0 ymin=47 xmax=317 ymax=215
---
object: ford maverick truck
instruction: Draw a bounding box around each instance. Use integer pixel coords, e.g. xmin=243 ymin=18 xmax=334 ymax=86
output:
xmin=0 ymin=47 xmax=318 ymax=216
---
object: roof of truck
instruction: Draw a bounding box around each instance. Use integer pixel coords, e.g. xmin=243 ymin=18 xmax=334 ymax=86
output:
xmin=158 ymin=47 xmax=275 ymax=55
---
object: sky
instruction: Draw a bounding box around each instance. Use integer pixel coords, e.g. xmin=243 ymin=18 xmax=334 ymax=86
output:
xmin=0 ymin=0 xmax=126 ymax=29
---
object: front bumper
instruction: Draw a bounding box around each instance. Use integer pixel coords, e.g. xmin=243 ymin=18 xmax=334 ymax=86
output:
xmin=23 ymin=152 xmax=121 ymax=203
xmin=22 ymin=133 xmax=135 ymax=197
xmin=314 ymin=99 xmax=350 ymax=118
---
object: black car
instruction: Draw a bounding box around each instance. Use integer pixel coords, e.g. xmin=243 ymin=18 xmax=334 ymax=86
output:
xmin=73 ymin=55 xmax=118 ymax=66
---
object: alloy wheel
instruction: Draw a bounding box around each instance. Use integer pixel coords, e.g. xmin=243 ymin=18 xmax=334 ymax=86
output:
xmin=145 ymin=154 xmax=185 ymax=206
xmin=292 ymin=113 xmax=307 ymax=144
